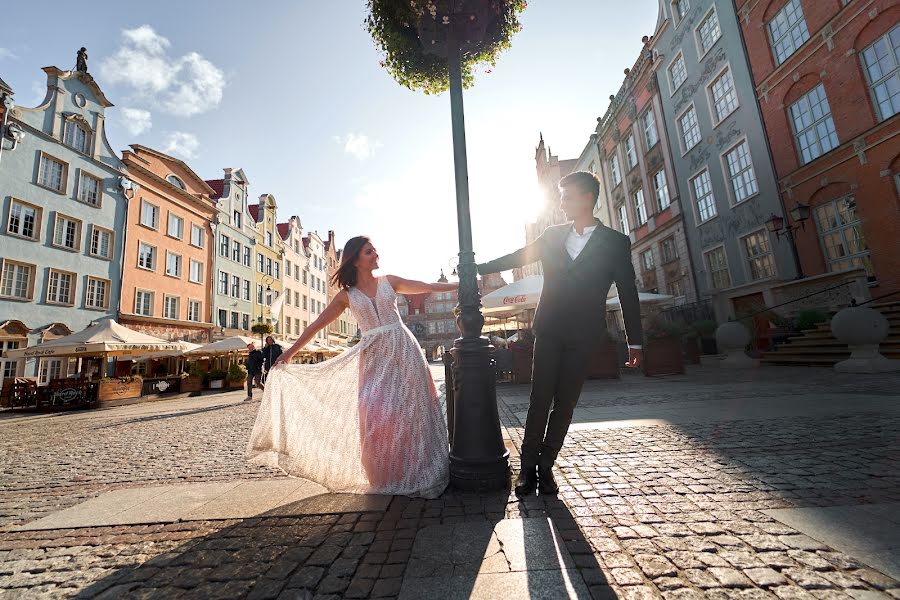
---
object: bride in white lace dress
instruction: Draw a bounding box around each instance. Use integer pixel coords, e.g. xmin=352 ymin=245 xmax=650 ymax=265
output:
xmin=246 ymin=236 xmax=455 ymax=499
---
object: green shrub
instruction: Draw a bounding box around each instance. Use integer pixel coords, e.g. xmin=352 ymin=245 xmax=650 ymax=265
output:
xmin=228 ymin=363 xmax=248 ymax=381
xmin=796 ymin=309 xmax=829 ymax=331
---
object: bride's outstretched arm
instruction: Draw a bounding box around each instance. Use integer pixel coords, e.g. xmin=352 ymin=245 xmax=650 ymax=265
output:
xmin=386 ymin=275 xmax=458 ymax=295
xmin=273 ymin=291 xmax=350 ymax=366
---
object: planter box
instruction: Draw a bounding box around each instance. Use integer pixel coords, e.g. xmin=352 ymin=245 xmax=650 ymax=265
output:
xmin=209 ymin=380 xmax=224 ymax=390
xmin=181 ymin=376 xmax=203 ymax=393
xmin=643 ymin=336 xmax=685 ymax=377
xmin=511 ymin=349 xmax=533 ymax=384
xmin=588 ymin=343 xmax=620 ymax=379
xmin=683 ymin=337 xmax=701 ymax=365
xmin=227 ymin=379 xmax=246 ymax=389
xmin=98 ymin=380 xmax=142 ymax=401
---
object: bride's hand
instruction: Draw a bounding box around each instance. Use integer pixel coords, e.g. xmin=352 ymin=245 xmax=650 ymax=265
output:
xmin=272 ymin=354 xmax=292 ymax=368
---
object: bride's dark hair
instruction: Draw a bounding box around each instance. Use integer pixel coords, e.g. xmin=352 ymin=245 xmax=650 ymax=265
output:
xmin=331 ymin=236 xmax=371 ymax=290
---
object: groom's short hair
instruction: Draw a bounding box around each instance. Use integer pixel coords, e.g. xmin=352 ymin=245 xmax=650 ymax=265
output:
xmin=559 ymin=171 xmax=600 ymax=201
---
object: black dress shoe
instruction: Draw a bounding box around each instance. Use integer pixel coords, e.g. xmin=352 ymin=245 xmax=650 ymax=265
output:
xmin=514 ymin=464 xmax=538 ymax=496
xmin=538 ymin=465 xmax=559 ymax=495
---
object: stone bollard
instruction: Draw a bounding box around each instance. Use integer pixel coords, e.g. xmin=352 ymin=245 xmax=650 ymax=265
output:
xmin=830 ymin=305 xmax=900 ymax=373
xmin=716 ymin=321 xmax=757 ymax=368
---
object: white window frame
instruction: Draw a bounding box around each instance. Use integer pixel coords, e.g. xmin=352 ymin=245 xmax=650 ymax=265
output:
xmin=707 ymin=65 xmax=739 ymax=126
xmin=167 ymin=213 xmax=184 ymax=240
xmin=231 ymin=274 xmax=241 ymax=298
xmin=704 ymin=245 xmax=732 ymax=290
xmin=190 ymin=223 xmax=205 ymax=248
xmin=617 ymin=203 xmax=630 ymax=234
xmin=163 ymin=295 xmax=180 ymax=320
xmin=789 ymin=83 xmax=839 ymax=165
xmin=166 ymin=174 xmax=186 ymax=190
xmin=140 ymin=199 xmax=160 ymax=230
xmin=76 ymin=171 xmax=102 ymax=207
xmin=721 ymin=138 xmax=759 ymax=205
xmin=740 ymin=229 xmax=777 ymax=281
xmin=642 ymin=107 xmax=659 ymax=149
xmin=678 ymin=104 xmax=702 ymax=154
xmin=46 ymin=268 xmax=76 ymax=306
xmin=633 ymin=189 xmax=648 ymax=226
xmin=6 ymin=198 xmax=42 ymax=241
xmin=165 ymin=251 xmax=182 ymax=278
xmin=661 ymin=236 xmax=679 ymax=263
xmin=652 ymin=170 xmax=671 ymax=211
xmin=37 ymin=152 xmax=68 ymax=194
xmin=624 ymin=133 xmax=638 ymax=169
xmin=243 ymin=279 xmax=251 ymax=301
xmin=673 ymin=0 xmax=690 ymax=25
xmin=218 ymin=271 xmax=229 ymax=296
xmin=52 ymin=213 xmax=82 ymax=252
xmin=768 ymin=0 xmax=810 ymax=66
xmin=860 ymin=23 xmax=900 ymax=122
xmin=137 ymin=242 xmax=157 ymax=271
xmin=0 ymin=259 xmax=36 ymax=300
xmin=85 ymin=276 xmax=110 ymax=310
xmin=668 ymin=51 xmax=687 ymax=95
xmin=189 ymin=259 xmax=203 ymax=284
xmin=39 ymin=358 xmax=64 ymax=385
xmin=89 ymin=225 xmax=114 ymax=260
xmin=640 ymin=248 xmax=655 ymax=273
xmin=188 ymin=299 xmax=202 ymax=322
xmin=135 ymin=289 xmax=154 ymax=316
xmin=695 ymin=6 xmax=722 ymax=59
xmin=813 ymin=195 xmax=873 ymax=278
xmin=690 ymin=168 xmax=717 ymax=224
xmin=63 ymin=120 xmax=92 ymax=154
xmin=609 ymin=153 xmax=622 ymax=187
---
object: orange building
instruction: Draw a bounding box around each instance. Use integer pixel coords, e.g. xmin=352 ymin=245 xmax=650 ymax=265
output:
xmin=119 ymin=145 xmax=217 ymax=342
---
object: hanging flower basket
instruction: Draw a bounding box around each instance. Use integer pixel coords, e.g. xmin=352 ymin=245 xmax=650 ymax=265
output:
xmin=366 ymin=0 xmax=527 ymax=94
xmin=251 ymin=322 xmax=273 ymax=336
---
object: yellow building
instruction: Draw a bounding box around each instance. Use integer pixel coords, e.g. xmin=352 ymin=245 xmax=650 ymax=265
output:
xmin=250 ymin=194 xmax=284 ymax=335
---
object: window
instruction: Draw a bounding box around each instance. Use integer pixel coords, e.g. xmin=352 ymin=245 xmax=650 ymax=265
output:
xmin=39 ymin=359 xmax=63 ymax=385
xmin=232 ymin=240 xmax=241 ymax=262
xmin=709 ymin=68 xmax=738 ymax=123
xmin=696 ymin=8 xmax=721 ymax=55
xmin=814 ymin=196 xmax=873 ymax=277
xmin=295 ymin=320 xmax=301 ymax=335
xmin=679 ymin=106 xmax=701 ymax=152
xmin=189 ymin=259 xmax=203 ymax=283
xmin=257 ymin=284 xmax=264 ymax=304
xmin=618 ymin=204 xmax=629 ymax=234
xmin=303 ymin=295 xmax=308 ymax=310
xmin=673 ymin=0 xmax=689 ymax=23
xmin=642 ymin=108 xmax=659 ymax=149
xmin=705 ymin=247 xmax=731 ymax=289
xmin=64 ymin=121 xmax=91 ymax=154
xmin=243 ymin=246 xmax=251 ymax=266
xmin=691 ymin=170 xmax=717 ymax=222
xmin=303 ymin=271 xmax=308 ymax=285
xmin=188 ymin=300 xmax=202 ymax=322
xmin=220 ymin=234 xmax=230 ymax=257
xmin=789 ymin=84 xmax=839 ymax=164
xmin=191 ymin=224 xmax=205 ymax=248
xmin=768 ymin=0 xmax=810 ymax=65
xmin=85 ymin=277 xmax=110 ymax=310
xmin=90 ymin=226 xmax=113 ymax=259
xmin=53 ymin=214 xmax=81 ymax=251
xmin=295 ymin=291 xmax=300 ymax=306
xmin=163 ymin=295 xmax=179 ymax=320
xmin=723 ymin=141 xmax=758 ymax=203
xmin=165 ymin=252 xmax=182 ymax=278
xmin=233 ymin=210 xmax=241 ymax=229
xmin=741 ymin=231 xmax=776 ymax=280
xmin=141 ymin=200 xmax=160 ymax=229
xmin=218 ymin=309 xmax=227 ymax=328
xmin=653 ymin=170 xmax=671 ymax=211
xmin=7 ymin=199 xmax=41 ymax=240
xmin=167 ymin=213 xmax=184 ymax=239
xmin=231 ymin=275 xmax=240 ymax=298
xmin=633 ymin=189 xmax=648 ymax=226
xmin=285 ymin=316 xmax=292 ymax=333
xmin=243 ymin=280 xmax=251 ymax=301
xmin=0 ymin=260 xmax=35 ymax=300
xmin=266 ymin=257 xmax=273 ymax=276
xmin=1 ymin=341 xmax=20 ymax=385
xmin=610 ymin=154 xmax=622 ymax=186
xmin=218 ymin=271 xmax=228 ymax=295
xmin=861 ymin=24 xmax=900 ymax=122
xmin=274 ymin=262 xmax=280 ymax=279
xmin=242 ymin=314 xmax=250 ymax=330
xmin=257 ymin=254 xmax=265 ymax=273
xmin=138 ymin=242 xmax=156 ymax=271
xmin=266 ymin=231 xmax=273 ymax=247
xmin=286 ymin=260 xmax=292 ymax=275
xmin=667 ymin=278 xmax=686 ymax=297
xmin=669 ymin=53 xmax=687 ymax=92
xmin=286 ymin=290 xmax=292 ymax=306
xmin=294 ymin=264 xmax=300 ymax=280
xmin=641 ymin=249 xmax=655 ymax=272
xmin=166 ymin=175 xmax=185 ymax=190
xmin=38 ymin=153 xmax=67 ymax=193
xmin=77 ymin=172 xmax=102 ymax=206
xmin=661 ymin=237 xmax=678 ymax=263
xmin=46 ymin=269 xmax=75 ymax=305
xmin=624 ymin=134 xmax=637 ymax=169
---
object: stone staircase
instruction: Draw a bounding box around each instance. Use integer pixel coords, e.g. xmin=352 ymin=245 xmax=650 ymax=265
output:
xmin=763 ymin=301 xmax=900 ymax=366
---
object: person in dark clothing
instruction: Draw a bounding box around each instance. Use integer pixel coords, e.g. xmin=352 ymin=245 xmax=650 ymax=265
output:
xmin=245 ymin=343 xmax=264 ymax=401
xmin=261 ymin=336 xmax=283 ymax=382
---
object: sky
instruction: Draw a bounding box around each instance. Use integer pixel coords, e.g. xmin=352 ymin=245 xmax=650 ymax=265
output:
xmin=0 ymin=0 xmax=660 ymax=281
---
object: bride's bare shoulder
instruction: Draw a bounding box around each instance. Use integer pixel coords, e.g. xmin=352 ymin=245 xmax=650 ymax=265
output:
xmin=334 ymin=288 xmax=351 ymax=305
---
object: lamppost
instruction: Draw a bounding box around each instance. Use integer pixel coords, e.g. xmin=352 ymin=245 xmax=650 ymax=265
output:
xmin=764 ymin=202 xmax=811 ymax=280
xmin=416 ymin=6 xmax=509 ymax=491
xmin=257 ymin=276 xmax=274 ymax=344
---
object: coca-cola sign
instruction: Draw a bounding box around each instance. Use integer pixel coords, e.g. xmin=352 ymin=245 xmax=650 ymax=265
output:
xmin=502 ymin=295 xmax=527 ymax=305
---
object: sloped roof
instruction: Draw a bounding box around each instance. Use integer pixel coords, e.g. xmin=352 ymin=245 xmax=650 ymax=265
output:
xmin=276 ymin=222 xmax=290 ymax=240
xmin=248 ymin=205 xmax=260 ymax=222
xmin=205 ymin=179 xmax=225 ymax=199
xmin=0 ymin=76 xmax=12 ymax=95
xmin=128 ymin=144 xmax=216 ymax=195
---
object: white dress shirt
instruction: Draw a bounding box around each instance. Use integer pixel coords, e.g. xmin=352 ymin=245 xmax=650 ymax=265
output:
xmin=566 ymin=224 xmax=642 ymax=350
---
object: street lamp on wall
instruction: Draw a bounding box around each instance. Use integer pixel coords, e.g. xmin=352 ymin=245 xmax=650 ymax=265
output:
xmin=764 ymin=202 xmax=810 ymax=279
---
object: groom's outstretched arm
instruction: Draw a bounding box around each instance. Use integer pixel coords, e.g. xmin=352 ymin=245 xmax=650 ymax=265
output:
xmin=613 ymin=236 xmax=643 ymax=347
xmin=477 ymin=234 xmax=546 ymax=275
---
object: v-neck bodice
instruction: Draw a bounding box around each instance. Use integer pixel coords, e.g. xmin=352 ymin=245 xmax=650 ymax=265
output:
xmin=348 ymin=277 xmax=401 ymax=332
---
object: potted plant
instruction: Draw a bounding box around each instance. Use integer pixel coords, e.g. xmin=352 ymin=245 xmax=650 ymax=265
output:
xmin=181 ymin=364 xmax=204 ymax=393
xmin=796 ymin=308 xmax=829 ymax=331
xmin=98 ymin=375 xmax=143 ymax=401
xmin=642 ymin=318 xmax=686 ymax=377
xmin=691 ymin=319 xmax=718 ymax=355
xmin=587 ymin=331 xmax=620 ymax=379
xmin=207 ymin=368 xmax=227 ymax=390
xmin=251 ymin=321 xmax=274 ymax=337
xmin=509 ymin=330 xmax=534 ymax=384
xmin=227 ymin=363 xmax=248 ymax=389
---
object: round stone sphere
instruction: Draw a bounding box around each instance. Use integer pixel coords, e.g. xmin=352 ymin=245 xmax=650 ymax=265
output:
xmin=716 ymin=321 xmax=751 ymax=350
xmin=830 ymin=306 xmax=888 ymax=346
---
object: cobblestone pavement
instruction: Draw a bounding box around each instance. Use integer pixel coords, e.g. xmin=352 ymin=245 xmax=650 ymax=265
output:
xmin=0 ymin=366 xmax=899 ymax=598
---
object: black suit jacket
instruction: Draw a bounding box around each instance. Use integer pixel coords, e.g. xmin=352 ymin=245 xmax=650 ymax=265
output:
xmin=478 ymin=222 xmax=643 ymax=346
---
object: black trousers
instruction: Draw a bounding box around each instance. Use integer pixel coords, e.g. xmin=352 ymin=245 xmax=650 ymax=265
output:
xmin=521 ymin=333 xmax=594 ymax=468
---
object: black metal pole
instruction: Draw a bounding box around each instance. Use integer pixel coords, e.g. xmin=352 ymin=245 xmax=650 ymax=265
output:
xmin=446 ymin=32 xmax=509 ymax=491
xmin=786 ymin=228 xmax=805 ymax=279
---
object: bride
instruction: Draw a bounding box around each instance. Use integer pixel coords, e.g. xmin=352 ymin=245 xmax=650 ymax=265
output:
xmin=246 ymin=236 xmax=457 ymax=499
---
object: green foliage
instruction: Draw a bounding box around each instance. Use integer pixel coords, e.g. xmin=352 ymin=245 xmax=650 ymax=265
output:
xmin=690 ymin=319 xmax=717 ymax=337
xmin=366 ymin=0 xmax=527 ymax=95
xmin=228 ymin=363 xmax=248 ymax=381
xmin=187 ymin=363 xmax=205 ymax=378
xmin=99 ymin=375 xmax=142 ymax=384
xmin=796 ymin=308 xmax=829 ymax=331
xmin=251 ymin=322 xmax=274 ymax=335
xmin=207 ymin=368 xmax=227 ymax=381
xmin=644 ymin=317 xmax=688 ymax=341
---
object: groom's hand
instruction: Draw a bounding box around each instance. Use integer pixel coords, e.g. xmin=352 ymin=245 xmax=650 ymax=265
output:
xmin=625 ymin=347 xmax=642 ymax=368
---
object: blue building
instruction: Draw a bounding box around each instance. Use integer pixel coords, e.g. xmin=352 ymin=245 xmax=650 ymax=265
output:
xmin=0 ymin=51 xmax=131 ymax=383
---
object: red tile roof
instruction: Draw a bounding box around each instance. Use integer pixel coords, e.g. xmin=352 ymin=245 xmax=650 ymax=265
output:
xmin=276 ymin=222 xmax=290 ymax=240
xmin=302 ymin=236 xmax=311 ymax=250
xmin=204 ymin=179 xmax=224 ymax=199
xmin=248 ymin=205 xmax=260 ymax=222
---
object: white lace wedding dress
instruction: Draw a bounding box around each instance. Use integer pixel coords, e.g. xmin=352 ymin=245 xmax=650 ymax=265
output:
xmin=246 ymin=277 xmax=449 ymax=499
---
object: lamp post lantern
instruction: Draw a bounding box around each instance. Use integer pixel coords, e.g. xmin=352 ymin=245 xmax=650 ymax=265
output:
xmin=765 ymin=203 xmax=810 ymax=280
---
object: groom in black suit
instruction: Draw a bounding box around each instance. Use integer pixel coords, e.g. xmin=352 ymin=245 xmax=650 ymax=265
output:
xmin=478 ymin=171 xmax=643 ymax=496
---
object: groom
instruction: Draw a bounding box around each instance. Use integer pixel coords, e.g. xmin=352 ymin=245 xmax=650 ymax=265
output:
xmin=478 ymin=171 xmax=643 ymax=496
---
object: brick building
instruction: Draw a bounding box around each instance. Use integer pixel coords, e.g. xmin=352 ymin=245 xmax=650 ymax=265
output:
xmin=736 ymin=0 xmax=900 ymax=297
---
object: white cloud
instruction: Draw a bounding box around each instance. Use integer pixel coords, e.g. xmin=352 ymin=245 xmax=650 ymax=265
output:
xmin=99 ymin=25 xmax=225 ymax=117
xmin=0 ymin=48 xmax=17 ymax=61
xmin=162 ymin=131 xmax=199 ymax=159
xmin=120 ymin=108 xmax=152 ymax=136
xmin=335 ymin=133 xmax=382 ymax=160
xmin=30 ymin=80 xmax=47 ymax=105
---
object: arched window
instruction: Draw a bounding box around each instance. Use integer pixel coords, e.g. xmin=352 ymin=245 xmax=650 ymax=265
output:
xmin=166 ymin=175 xmax=186 ymax=190
xmin=64 ymin=120 xmax=92 ymax=154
